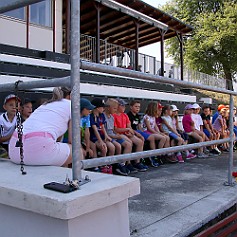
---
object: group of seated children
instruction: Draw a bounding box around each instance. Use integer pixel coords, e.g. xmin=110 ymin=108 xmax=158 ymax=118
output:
xmin=0 ymin=91 xmax=235 ymax=176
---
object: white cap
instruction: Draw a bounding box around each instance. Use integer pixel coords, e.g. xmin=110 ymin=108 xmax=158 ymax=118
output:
xmin=191 ymin=103 xmax=201 ymax=109
xmin=170 ymin=105 xmax=179 ymax=111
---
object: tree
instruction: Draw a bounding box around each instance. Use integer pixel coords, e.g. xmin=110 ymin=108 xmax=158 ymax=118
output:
xmin=163 ymin=0 xmax=237 ymax=90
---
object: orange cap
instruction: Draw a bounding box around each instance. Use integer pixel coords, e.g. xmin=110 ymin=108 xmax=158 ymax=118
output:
xmin=217 ymin=104 xmax=226 ymax=111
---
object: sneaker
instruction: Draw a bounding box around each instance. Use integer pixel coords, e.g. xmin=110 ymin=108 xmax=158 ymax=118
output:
xmin=176 ymin=154 xmax=184 ymax=163
xmin=100 ymin=165 xmax=113 ymax=174
xmin=133 ymin=162 xmax=147 ymax=172
xmin=0 ymin=146 xmax=8 ymax=159
xmin=222 ymin=148 xmax=230 ymax=153
xmin=165 ymin=155 xmax=178 ymax=163
xmin=186 ymin=153 xmax=197 ymax=160
xmin=126 ymin=163 xmax=138 ymax=174
xmin=115 ymin=164 xmax=129 ymax=176
xmin=190 ymin=150 xmax=195 ymax=154
xmin=149 ymin=157 xmax=160 ymax=168
xmin=214 ymin=147 xmax=221 ymax=154
xmin=203 ymin=148 xmax=210 ymax=154
xmin=210 ymin=149 xmax=221 ymax=156
xmin=198 ymin=153 xmax=209 ymax=158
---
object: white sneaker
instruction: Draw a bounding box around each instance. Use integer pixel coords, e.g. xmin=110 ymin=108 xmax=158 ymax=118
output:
xmin=214 ymin=147 xmax=221 ymax=154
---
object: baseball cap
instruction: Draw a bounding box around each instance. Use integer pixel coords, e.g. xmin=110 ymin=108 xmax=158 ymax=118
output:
xmin=117 ymin=98 xmax=128 ymax=106
xmin=157 ymin=103 xmax=164 ymax=109
xmin=170 ymin=104 xmax=179 ymax=111
xmin=217 ymin=104 xmax=226 ymax=111
xmin=80 ymin=98 xmax=95 ymax=111
xmin=4 ymin=94 xmax=21 ymax=104
xmin=91 ymin=98 xmax=107 ymax=108
xmin=191 ymin=103 xmax=201 ymax=109
xmin=184 ymin=104 xmax=193 ymax=110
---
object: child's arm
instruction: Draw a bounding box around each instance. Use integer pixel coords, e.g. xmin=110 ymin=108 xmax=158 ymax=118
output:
xmin=145 ymin=118 xmax=157 ymax=134
xmin=0 ymin=134 xmax=12 ymax=143
xmin=101 ymin=124 xmax=112 ymax=142
xmin=85 ymin=127 xmax=91 ymax=151
xmin=162 ymin=119 xmax=179 ymax=135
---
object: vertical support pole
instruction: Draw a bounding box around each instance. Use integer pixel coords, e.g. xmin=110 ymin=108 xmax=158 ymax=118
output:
xmin=52 ymin=0 xmax=56 ymax=52
xmin=26 ymin=6 xmax=29 ymax=49
xmin=160 ymin=30 xmax=165 ymax=76
xmin=70 ymin=0 xmax=81 ymax=181
xmin=179 ymin=33 xmax=184 ymax=81
xmin=95 ymin=3 xmax=101 ymax=63
xmin=227 ymin=95 xmax=234 ymax=186
xmin=66 ymin=0 xmax=70 ymax=54
xmin=134 ymin=20 xmax=139 ymax=71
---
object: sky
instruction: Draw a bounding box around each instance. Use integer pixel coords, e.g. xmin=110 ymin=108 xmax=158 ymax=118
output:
xmin=139 ymin=0 xmax=174 ymax=63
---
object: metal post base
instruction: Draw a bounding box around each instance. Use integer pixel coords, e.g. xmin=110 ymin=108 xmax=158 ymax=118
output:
xmin=78 ymin=175 xmax=91 ymax=186
xmin=224 ymin=181 xmax=236 ymax=187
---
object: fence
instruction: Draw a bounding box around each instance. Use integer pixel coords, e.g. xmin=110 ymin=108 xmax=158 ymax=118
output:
xmin=0 ymin=0 xmax=235 ymax=186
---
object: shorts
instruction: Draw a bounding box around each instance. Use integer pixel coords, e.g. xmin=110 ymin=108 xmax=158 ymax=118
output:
xmin=9 ymin=133 xmax=70 ymax=166
xmin=112 ymin=138 xmax=125 ymax=144
xmin=169 ymin=132 xmax=179 ymax=140
xmin=136 ymin=130 xmax=150 ymax=140
xmin=203 ymin=129 xmax=211 ymax=138
xmin=178 ymin=131 xmax=189 ymax=141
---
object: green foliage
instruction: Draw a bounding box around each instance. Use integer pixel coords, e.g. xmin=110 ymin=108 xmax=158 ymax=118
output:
xmin=163 ymin=0 xmax=237 ymax=89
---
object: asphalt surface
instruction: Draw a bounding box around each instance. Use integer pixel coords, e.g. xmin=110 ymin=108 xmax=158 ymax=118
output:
xmin=128 ymin=152 xmax=237 ymax=237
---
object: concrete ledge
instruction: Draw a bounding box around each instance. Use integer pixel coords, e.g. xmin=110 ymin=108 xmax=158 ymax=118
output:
xmin=0 ymin=159 xmax=140 ymax=220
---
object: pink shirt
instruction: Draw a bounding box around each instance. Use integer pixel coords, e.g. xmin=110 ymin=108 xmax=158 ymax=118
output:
xmin=182 ymin=114 xmax=193 ymax=133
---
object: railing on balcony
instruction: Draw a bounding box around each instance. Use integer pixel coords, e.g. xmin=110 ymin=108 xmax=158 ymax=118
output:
xmin=80 ymin=34 xmax=226 ymax=89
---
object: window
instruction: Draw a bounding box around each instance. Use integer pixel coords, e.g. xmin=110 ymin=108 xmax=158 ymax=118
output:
xmin=30 ymin=0 xmax=52 ymax=27
xmin=3 ymin=7 xmax=25 ymax=20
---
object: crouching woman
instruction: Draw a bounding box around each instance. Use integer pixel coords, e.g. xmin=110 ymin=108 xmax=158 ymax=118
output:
xmin=9 ymin=87 xmax=73 ymax=167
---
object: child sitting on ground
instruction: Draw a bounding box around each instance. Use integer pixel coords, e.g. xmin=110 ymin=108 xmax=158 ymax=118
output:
xmin=104 ymin=98 xmax=132 ymax=176
xmin=113 ymin=98 xmax=147 ymax=173
xmin=0 ymin=94 xmax=21 ymax=152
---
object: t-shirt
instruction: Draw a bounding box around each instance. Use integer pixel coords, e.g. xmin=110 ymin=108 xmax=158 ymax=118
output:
xmin=0 ymin=112 xmax=17 ymax=145
xmin=22 ymin=99 xmax=71 ymax=140
xmin=80 ymin=115 xmax=90 ymax=142
xmin=191 ymin=114 xmax=203 ymax=131
xmin=127 ymin=111 xmax=141 ymax=130
xmin=182 ymin=114 xmax=193 ymax=133
xmin=212 ymin=111 xmax=219 ymax=124
xmin=161 ymin=115 xmax=173 ymax=133
xmin=103 ymin=113 xmax=116 ymax=136
xmin=156 ymin=117 xmax=163 ymax=130
xmin=143 ymin=114 xmax=156 ymax=131
xmin=113 ymin=113 xmax=130 ymax=133
xmin=213 ymin=115 xmax=225 ymax=132
xmin=90 ymin=113 xmax=106 ymax=141
xmin=201 ymin=113 xmax=211 ymax=130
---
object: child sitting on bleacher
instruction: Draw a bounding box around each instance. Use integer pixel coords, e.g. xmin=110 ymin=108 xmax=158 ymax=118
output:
xmin=127 ymin=100 xmax=160 ymax=167
xmin=89 ymin=98 xmax=115 ymax=158
xmin=103 ymin=98 xmax=132 ymax=176
xmin=80 ymin=98 xmax=95 ymax=159
xmin=182 ymin=104 xmax=207 ymax=158
xmin=113 ymin=98 xmax=147 ymax=172
xmin=161 ymin=105 xmax=195 ymax=162
xmin=0 ymin=94 xmax=21 ymax=152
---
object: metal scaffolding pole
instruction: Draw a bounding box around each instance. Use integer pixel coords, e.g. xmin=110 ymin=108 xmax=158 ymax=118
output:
xmin=80 ymin=61 xmax=237 ymax=96
xmin=70 ymin=0 xmax=82 ymax=181
xmin=0 ymin=77 xmax=70 ymax=92
xmin=226 ymin=95 xmax=235 ymax=186
xmin=81 ymin=139 xmax=230 ymax=169
xmin=0 ymin=0 xmax=44 ymax=14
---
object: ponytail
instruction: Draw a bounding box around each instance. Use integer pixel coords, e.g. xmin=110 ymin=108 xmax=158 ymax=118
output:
xmin=44 ymin=87 xmax=71 ymax=104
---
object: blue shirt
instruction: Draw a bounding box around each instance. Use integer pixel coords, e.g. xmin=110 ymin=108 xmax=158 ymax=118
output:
xmin=80 ymin=115 xmax=90 ymax=142
xmin=212 ymin=111 xmax=219 ymax=124
xmin=89 ymin=113 xmax=106 ymax=142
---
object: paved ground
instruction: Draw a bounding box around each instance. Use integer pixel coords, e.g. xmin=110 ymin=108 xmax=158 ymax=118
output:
xmin=128 ymin=152 xmax=237 ymax=237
